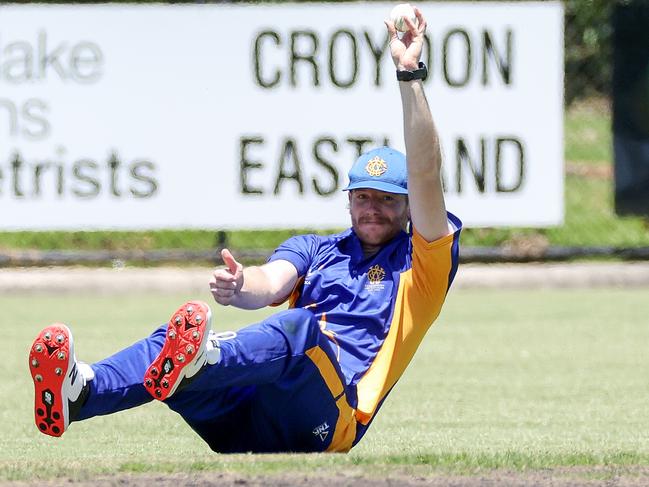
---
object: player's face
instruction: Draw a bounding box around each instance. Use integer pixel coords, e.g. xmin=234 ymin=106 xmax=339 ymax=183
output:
xmin=349 ymin=189 xmax=409 ymax=249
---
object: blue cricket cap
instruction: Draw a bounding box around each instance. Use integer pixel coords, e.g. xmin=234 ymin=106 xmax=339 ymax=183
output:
xmin=343 ymin=147 xmax=408 ymax=195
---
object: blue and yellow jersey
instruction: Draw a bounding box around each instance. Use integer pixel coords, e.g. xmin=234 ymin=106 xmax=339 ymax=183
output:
xmin=268 ymin=212 xmax=462 ymax=442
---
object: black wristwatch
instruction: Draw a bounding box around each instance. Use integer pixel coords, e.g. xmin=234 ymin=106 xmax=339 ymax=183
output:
xmin=396 ymin=62 xmax=428 ymax=81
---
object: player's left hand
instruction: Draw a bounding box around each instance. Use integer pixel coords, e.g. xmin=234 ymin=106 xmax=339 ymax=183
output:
xmin=385 ymin=5 xmax=427 ymax=71
xmin=209 ymin=248 xmax=244 ymax=306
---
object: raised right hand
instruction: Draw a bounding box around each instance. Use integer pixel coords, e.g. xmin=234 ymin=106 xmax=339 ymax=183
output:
xmin=385 ymin=5 xmax=427 ymax=71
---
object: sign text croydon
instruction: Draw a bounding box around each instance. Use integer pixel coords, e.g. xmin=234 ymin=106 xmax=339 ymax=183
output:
xmin=0 ymin=2 xmax=563 ymax=229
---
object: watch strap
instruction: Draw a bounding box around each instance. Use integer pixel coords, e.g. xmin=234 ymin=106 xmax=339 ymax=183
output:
xmin=396 ymin=62 xmax=428 ymax=81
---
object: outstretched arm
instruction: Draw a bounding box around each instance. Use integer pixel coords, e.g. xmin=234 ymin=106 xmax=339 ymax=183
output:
xmin=386 ymin=6 xmax=449 ymax=242
xmin=209 ymin=249 xmax=298 ymax=310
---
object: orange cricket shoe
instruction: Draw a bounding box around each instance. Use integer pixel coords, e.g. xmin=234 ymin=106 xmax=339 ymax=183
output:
xmin=29 ymin=324 xmax=88 ymax=437
xmin=143 ymin=301 xmax=212 ymax=401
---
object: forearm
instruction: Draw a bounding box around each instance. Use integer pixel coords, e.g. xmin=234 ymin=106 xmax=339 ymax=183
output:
xmin=211 ymin=253 xmax=298 ymax=309
xmin=399 ymin=79 xmax=441 ymax=177
xmin=228 ymin=266 xmax=283 ymax=310
xmin=399 ymin=79 xmax=449 ymax=241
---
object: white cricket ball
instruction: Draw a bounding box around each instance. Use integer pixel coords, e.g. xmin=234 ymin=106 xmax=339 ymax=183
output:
xmin=390 ymin=3 xmax=417 ymax=33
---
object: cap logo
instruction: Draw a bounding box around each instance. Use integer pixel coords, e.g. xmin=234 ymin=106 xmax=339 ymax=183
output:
xmin=365 ymin=157 xmax=388 ymax=177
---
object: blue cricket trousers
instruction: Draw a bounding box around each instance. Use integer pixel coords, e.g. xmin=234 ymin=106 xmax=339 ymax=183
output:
xmin=76 ymin=308 xmax=358 ymax=453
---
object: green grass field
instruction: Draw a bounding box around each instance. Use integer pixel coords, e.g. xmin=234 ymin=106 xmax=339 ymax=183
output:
xmin=2 ymin=288 xmax=648 ymax=482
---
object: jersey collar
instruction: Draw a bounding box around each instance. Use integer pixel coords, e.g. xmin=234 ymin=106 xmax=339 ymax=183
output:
xmin=339 ymin=228 xmax=408 ymax=266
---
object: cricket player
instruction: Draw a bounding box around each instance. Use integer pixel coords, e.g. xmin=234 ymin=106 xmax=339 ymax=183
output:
xmin=28 ymin=6 xmax=462 ymax=453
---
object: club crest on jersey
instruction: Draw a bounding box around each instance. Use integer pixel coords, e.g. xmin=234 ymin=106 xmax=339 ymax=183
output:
xmin=365 ymin=265 xmax=386 ymax=292
xmin=365 ymin=156 xmax=388 ymax=177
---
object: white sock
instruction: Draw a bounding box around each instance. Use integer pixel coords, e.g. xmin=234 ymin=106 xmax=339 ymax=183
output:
xmin=77 ymin=362 xmax=95 ymax=384
xmin=205 ymin=330 xmax=237 ymax=365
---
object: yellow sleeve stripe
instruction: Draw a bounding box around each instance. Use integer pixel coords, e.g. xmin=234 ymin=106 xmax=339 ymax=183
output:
xmin=305 ymin=346 xmax=357 ymax=453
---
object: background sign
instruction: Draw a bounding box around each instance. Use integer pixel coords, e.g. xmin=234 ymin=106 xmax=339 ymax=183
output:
xmin=0 ymin=2 xmax=564 ymax=229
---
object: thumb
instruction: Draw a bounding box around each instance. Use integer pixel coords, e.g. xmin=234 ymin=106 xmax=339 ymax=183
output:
xmin=221 ymin=248 xmax=240 ymax=274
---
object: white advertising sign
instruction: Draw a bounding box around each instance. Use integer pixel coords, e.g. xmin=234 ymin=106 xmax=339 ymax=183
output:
xmin=0 ymin=2 xmax=563 ymax=229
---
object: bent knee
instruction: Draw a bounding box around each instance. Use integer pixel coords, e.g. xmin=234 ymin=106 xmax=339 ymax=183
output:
xmin=272 ymin=308 xmax=320 ymax=346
